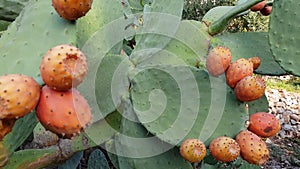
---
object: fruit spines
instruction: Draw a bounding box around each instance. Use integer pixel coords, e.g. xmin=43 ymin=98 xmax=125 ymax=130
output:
xmin=248 ymin=112 xmax=281 ymax=138
xmin=226 ymin=58 xmax=254 ymax=88
xmin=209 ymin=136 xmax=240 ymax=163
xmin=36 ymin=86 xmax=92 ymax=138
xmin=235 ymin=130 xmax=269 ymax=165
xmin=179 ymin=138 xmax=207 ymax=163
xmin=40 ymin=44 xmax=88 ymax=91
xmin=0 ymin=74 xmax=41 ymax=119
xmin=206 ymin=46 xmax=232 ymax=77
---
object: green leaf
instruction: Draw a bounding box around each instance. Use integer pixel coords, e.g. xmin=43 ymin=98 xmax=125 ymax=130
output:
xmin=4 ymin=112 xmax=38 ymax=154
xmin=88 ymin=149 xmax=110 ymax=169
xmin=4 ymin=148 xmax=58 ymax=169
xmin=58 ymin=152 xmax=83 ymax=169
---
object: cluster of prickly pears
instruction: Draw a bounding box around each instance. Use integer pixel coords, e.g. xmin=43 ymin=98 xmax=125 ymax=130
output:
xmin=180 ymin=113 xmax=280 ymax=166
xmin=36 ymin=44 xmax=92 ymax=139
xmin=206 ymin=46 xmax=266 ymax=102
xmin=0 ymin=74 xmax=41 ymax=140
xmin=52 ymin=0 xmax=93 ymax=21
xmin=250 ymin=0 xmax=272 ymax=16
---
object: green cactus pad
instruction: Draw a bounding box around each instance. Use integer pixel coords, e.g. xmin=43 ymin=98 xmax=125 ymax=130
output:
xmin=269 ymin=0 xmax=300 ymax=76
xmin=78 ymin=54 xmax=132 ymax=121
xmin=84 ymin=111 xmax=122 ymax=146
xmin=0 ymin=0 xmax=76 ymax=77
xmin=87 ymin=149 xmax=110 ymax=169
xmin=4 ymin=112 xmax=38 ymax=154
xmin=58 ymin=151 xmax=83 ymax=169
xmin=211 ymin=32 xmax=286 ymax=75
xmin=207 ymin=0 xmax=264 ymax=35
xmin=0 ymin=20 xmax=10 ymax=32
xmin=247 ymin=95 xmax=269 ymax=115
xmin=76 ymin=0 xmax=125 ymax=49
xmin=112 ymin=99 xmax=193 ymax=169
xmin=4 ymin=147 xmax=58 ymax=169
xmin=163 ymin=20 xmax=211 ymax=67
xmin=202 ymin=6 xmax=235 ymax=26
xmin=0 ymin=0 xmax=29 ymax=22
xmin=131 ymin=0 xmax=184 ymax=64
xmin=131 ymin=65 xmax=252 ymax=146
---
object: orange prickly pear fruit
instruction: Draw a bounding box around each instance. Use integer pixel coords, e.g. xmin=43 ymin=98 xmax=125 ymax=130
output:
xmin=209 ymin=136 xmax=240 ymax=163
xmin=226 ymin=58 xmax=254 ymax=88
xmin=40 ymin=44 xmax=88 ymax=91
xmin=36 ymin=86 xmax=92 ymax=139
xmin=235 ymin=130 xmax=269 ymax=165
xmin=248 ymin=112 xmax=281 ymax=138
xmin=234 ymin=75 xmax=266 ymax=102
xmin=250 ymin=0 xmax=267 ymax=12
xmin=0 ymin=74 xmax=40 ymax=119
xmin=180 ymin=138 xmax=207 ymax=163
xmin=206 ymin=46 xmax=232 ymax=77
xmin=52 ymin=0 xmax=93 ymax=21
xmin=248 ymin=56 xmax=261 ymax=70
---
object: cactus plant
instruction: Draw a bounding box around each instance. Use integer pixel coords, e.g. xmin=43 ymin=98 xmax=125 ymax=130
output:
xmin=0 ymin=0 xmax=298 ymax=168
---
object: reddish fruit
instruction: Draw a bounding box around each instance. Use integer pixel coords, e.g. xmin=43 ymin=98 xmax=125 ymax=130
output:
xmin=52 ymin=0 xmax=93 ymax=21
xmin=248 ymin=56 xmax=261 ymax=70
xmin=248 ymin=112 xmax=281 ymax=138
xmin=40 ymin=44 xmax=88 ymax=91
xmin=206 ymin=46 xmax=232 ymax=77
xmin=0 ymin=119 xmax=16 ymax=140
xmin=36 ymin=86 xmax=92 ymax=138
xmin=180 ymin=138 xmax=206 ymax=163
xmin=226 ymin=58 xmax=254 ymax=88
xmin=235 ymin=130 xmax=269 ymax=165
xmin=260 ymin=6 xmax=272 ymax=16
xmin=0 ymin=74 xmax=41 ymax=119
xmin=234 ymin=75 xmax=266 ymax=102
xmin=250 ymin=0 xmax=266 ymax=12
xmin=209 ymin=136 xmax=240 ymax=163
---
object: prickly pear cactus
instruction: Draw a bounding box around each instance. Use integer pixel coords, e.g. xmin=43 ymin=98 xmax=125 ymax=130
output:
xmin=269 ymin=0 xmax=300 ymax=76
xmin=0 ymin=0 xmax=296 ymax=168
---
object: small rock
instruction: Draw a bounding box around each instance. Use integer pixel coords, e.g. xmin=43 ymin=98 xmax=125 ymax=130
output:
xmin=275 ymin=102 xmax=285 ymax=108
xmin=290 ymin=119 xmax=297 ymax=125
xmin=282 ymin=111 xmax=292 ymax=124
xmin=277 ymin=108 xmax=285 ymax=114
xmin=290 ymin=114 xmax=300 ymax=122
xmin=283 ymin=124 xmax=293 ymax=131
